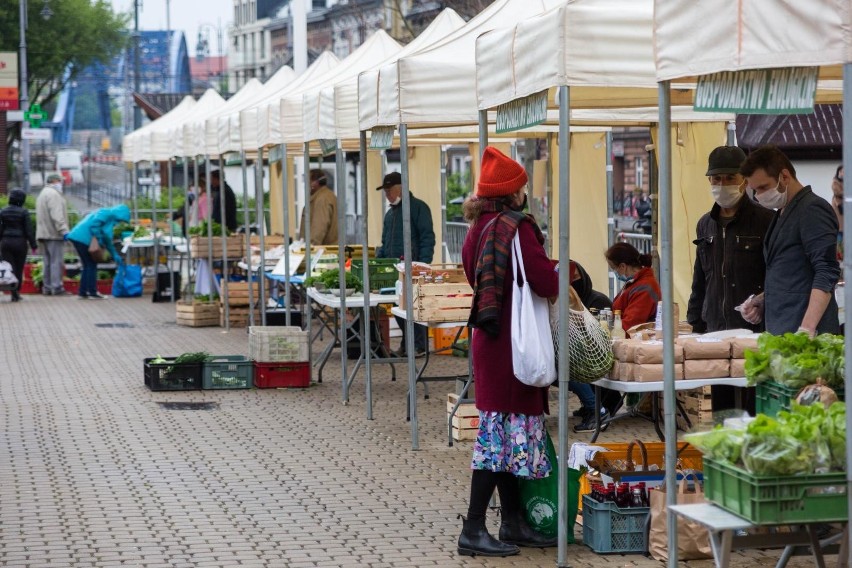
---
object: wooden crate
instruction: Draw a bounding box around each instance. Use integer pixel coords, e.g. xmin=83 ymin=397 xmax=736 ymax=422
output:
xmin=189 ymin=236 xmax=243 ymax=259
xmin=448 ymin=393 xmax=479 ymax=441
xmin=220 ymin=281 xmax=261 ymax=306
xmin=176 ymin=301 xmax=219 ymax=327
xmin=677 ymin=387 xmax=714 ymax=430
xmin=249 ymin=235 xmax=287 ymax=248
xmin=398 ymin=265 xmax=473 ymax=323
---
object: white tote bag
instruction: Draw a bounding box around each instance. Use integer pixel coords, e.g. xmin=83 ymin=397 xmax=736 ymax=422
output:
xmin=510 ymin=232 xmax=556 ymax=387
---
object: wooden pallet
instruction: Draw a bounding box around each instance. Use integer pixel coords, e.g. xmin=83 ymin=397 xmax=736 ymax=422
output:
xmin=176 ymin=301 xmax=219 ymax=327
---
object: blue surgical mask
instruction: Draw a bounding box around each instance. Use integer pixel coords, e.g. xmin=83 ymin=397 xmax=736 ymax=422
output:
xmin=615 ymin=272 xmax=633 ymax=283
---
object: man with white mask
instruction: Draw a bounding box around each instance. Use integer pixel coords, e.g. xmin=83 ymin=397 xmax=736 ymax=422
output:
xmin=377 ymin=171 xmax=435 ymax=356
xmin=35 ymin=173 xmax=70 ymax=296
xmin=739 ymin=145 xmax=840 ymax=336
xmin=688 ymin=146 xmax=773 ymax=411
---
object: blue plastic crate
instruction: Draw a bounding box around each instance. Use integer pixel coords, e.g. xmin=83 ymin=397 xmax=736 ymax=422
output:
xmin=581 ymin=494 xmax=649 ymax=554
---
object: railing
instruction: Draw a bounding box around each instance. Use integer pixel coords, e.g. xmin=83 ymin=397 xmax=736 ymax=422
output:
xmin=616 ymin=231 xmax=653 ymax=255
xmin=445 ymin=221 xmax=469 ymax=263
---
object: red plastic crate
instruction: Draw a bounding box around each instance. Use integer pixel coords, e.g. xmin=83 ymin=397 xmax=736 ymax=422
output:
xmin=253 ymin=361 xmax=310 ymax=388
xmin=97 ymin=280 xmax=113 ymax=295
xmin=17 ymin=279 xmax=39 ymax=294
xmin=64 ymin=280 xmax=80 ymax=294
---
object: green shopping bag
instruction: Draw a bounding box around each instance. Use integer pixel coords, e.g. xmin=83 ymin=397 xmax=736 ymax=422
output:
xmin=518 ymin=432 xmax=582 ymax=543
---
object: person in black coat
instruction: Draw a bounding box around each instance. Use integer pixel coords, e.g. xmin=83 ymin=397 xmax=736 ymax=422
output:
xmin=200 ymin=169 xmax=238 ymax=233
xmin=0 ymin=189 xmax=38 ymax=301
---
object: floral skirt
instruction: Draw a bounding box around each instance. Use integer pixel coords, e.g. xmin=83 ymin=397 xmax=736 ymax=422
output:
xmin=470 ymin=411 xmax=551 ymax=479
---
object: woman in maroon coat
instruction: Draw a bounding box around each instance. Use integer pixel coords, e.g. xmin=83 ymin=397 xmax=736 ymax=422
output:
xmin=457 ymin=147 xmax=558 ymax=557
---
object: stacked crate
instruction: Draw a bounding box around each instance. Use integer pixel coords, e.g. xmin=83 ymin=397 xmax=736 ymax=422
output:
xmin=189 ymin=235 xmax=244 ymax=259
xmin=676 ymin=385 xmax=714 ymax=431
xmin=249 ymin=326 xmax=311 ymax=388
xmin=176 ymin=300 xmax=219 ymax=327
xmin=448 ymin=393 xmax=479 ymax=441
xmin=399 ymin=264 xmax=473 ymax=323
xmin=220 ymin=281 xmax=261 ymax=327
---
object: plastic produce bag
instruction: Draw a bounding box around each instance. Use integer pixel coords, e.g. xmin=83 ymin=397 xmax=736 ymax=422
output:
xmin=518 ymin=433 xmax=581 ymax=544
xmin=683 ymin=426 xmax=744 ymax=465
xmin=113 ymin=264 xmax=142 ymax=298
xmin=741 ymin=415 xmax=816 ymax=475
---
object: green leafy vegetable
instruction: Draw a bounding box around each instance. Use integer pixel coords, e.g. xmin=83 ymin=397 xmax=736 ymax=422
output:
xmin=305 ymin=269 xmax=363 ymax=293
xmin=188 ymin=220 xmax=229 ymax=237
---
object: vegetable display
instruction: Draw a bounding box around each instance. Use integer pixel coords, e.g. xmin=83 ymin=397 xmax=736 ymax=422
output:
xmin=188 ymin=220 xmax=229 ymax=237
xmin=151 ymin=352 xmax=211 ymax=374
xmin=685 ymin=402 xmax=846 ymax=476
xmin=305 ymin=269 xmax=363 ymax=293
xmin=744 ymin=332 xmax=844 ymax=388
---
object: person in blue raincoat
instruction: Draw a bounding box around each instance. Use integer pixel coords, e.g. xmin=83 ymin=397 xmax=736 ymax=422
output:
xmin=66 ymin=204 xmax=130 ymax=299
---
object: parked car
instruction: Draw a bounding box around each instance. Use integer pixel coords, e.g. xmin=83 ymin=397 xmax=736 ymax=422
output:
xmin=55 ymin=149 xmax=84 ymax=185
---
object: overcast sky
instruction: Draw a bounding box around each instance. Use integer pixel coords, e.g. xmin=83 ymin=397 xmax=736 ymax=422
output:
xmin=110 ymin=0 xmax=234 ymax=57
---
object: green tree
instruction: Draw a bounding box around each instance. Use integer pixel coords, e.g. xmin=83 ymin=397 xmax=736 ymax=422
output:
xmin=0 ymin=0 xmax=128 ymax=151
xmin=446 ymin=171 xmax=471 ymax=222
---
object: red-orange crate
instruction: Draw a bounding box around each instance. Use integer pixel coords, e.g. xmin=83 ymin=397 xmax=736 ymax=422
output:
xmin=253 ymin=361 xmax=310 ymax=388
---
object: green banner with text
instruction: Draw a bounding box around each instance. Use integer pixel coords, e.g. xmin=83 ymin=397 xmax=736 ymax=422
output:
xmin=694 ymin=67 xmax=818 ymax=114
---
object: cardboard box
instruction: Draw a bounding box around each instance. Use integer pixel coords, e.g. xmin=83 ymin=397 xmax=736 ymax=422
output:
xmin=633 ymin=363 xmax=683 ymax=382
xmin=684 ymin=359 xmax=731 ymax=380
xmin=729 ymin=359 xmax=746 ymax=377
xmin=677 ymin=337 xmax=732 ymax=359
xmin=730 ymin=335 xmax=760 ymax=359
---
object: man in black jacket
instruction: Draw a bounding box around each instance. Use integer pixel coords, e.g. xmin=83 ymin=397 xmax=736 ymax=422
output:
xmin=687 ymin=146 xmax=773 ymax=412
xmin=200 ymin=169 xmax=238 ymax=233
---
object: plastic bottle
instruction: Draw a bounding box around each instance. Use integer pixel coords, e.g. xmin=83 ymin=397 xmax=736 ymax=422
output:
xmin=611 ymin=310 xmax=626 ymax=340
xmin=599 ymin=312 xmax=610 ymax=335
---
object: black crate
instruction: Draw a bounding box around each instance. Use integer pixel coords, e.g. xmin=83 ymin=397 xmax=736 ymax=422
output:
xmin=265 ymin=309 xmax=303 ymax=328
xmin=144 ymin=357 xmax=202 ymax=391
xmin=152 ymin=272 xmax=181 ymax=303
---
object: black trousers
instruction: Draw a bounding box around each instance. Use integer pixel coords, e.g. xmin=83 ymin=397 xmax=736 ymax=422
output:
xmin=0 ymin=237 xmax=27 ymax=291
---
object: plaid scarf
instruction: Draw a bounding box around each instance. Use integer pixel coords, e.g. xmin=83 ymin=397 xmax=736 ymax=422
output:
xmin=469 ymin=199 xmax=545 ymax=337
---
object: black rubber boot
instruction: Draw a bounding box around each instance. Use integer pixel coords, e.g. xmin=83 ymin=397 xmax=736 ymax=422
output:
xmin=457 ymin=516 xmax=519 ymax=557
xmin=498 ymin=510 xmax=559 ymax=548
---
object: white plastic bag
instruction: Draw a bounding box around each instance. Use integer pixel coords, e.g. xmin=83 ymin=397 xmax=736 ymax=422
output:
xmin=510 ymin=232 xmax=556 ymax=387
xmin=0 ymin=260 xmax=18 ymax=288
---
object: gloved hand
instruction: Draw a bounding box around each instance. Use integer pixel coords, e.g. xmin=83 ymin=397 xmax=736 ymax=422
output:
xmin=739 ymin=294 xmax=765 ymax=325
xmin=62 ymin=233 xmax=69 ymax=241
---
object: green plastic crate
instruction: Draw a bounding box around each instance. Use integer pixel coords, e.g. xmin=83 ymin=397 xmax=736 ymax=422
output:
xmin=756 ymin=380 xmax=845 ymax=417
xmin=581 ymin=495 xmax=649 ymax=554
xmin=202 ymin=355 xmax=253 ymax=389
xmin=704 ymin=458 xmax=848 ymax=524
xmin=351 ymin=258 xmax=399 ymax=291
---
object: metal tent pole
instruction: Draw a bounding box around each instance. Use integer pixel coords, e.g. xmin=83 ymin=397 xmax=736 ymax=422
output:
xmin=241 ymin=151 xmax=255 ymax=327
xmin=167 ymin=159 xmax=175 ymax=302
xmin=478 ymin=110 xmax=488 ymax=155
xmin=606 ymin=132 xmax=615 ymax=298
xmin=400 ymin=124 xmax=418 ymax=450
xmin=842 ymin=62 xmax=852 ymax=568
xmin=359 ymin=131 xmax=373 ymax=419
xmin=153 ymin=164 xmax=161 ymax=299
xmin=727 ymin=120 xmax=737 ymax=146
xmin=556 ymin=85 xmax=572 ymax=568
xmin=658 ymin=81 xmax=679 ymax=568
xmin=440 ymin=146 xmax=448 ymax=263
xmin=336 ymin=141 xmax=349 ymax=403
xmin=281 ymin=144 xmax=292 ymax=327
xmin=256 ymin=147 xmax=267 ymax=325
xmin=220 ymin=154 xmax=231 ymax=331
xmin=205 ymin=156 xmax=215 ymax=303
xmin=304 ymin=143 xmax=313 ymax=380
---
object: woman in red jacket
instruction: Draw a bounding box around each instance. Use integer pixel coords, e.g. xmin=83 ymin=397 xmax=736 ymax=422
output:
xmin=606 ymin=242 xmax=661 ymax=332
xmin=458 ymin=147 xmax=558 ymax=557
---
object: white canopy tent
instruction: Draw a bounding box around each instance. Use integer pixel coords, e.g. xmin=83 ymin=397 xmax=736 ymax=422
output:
xmin=173 ymin=90 xmax=226 ymax=159
xmin=122 ymin=96 xmax=196 ymax=164
xmin=214 ymin=64 xmax=296 ymax=155
xmin=654 ymin=2 xmax=850 ymax=566
xmin=147 ymin=89 xmax=225 ymax=162
xmin=280 ymin=30 xmax=401 ymax=147
xmin=309 ymin=8 xmax=465 ymax=142
xmin=202 ymin=78 xmax=263 ymax=157
xmin=233 ymin=55 xmax=339 ymax=152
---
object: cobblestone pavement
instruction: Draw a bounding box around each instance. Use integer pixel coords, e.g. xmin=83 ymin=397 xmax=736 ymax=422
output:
xmin=0 ymin=294 xmax=822 ymax=567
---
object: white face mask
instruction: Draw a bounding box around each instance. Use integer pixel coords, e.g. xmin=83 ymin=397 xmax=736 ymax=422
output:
xmin=710 ymin=184 xmax=742 ymax=208
xmin=389 ymin=195 xmax=401 ymax=206
xmin=752 ymin=178 xmax=787 ymax=210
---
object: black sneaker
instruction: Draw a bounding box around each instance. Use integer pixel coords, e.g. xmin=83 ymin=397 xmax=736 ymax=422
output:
xmin=575 ymin=407 xmax=595 ymax=422
xmin=573 ymin=409 xmax=610 ymax=433
xmin=87 ymin=293 xmax=108 ymax=300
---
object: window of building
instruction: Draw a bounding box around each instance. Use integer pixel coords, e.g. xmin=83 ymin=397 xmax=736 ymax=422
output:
xmin=260 ymin=31 xmax=265 ymax=58
xmin=234 ymin=5 xmax=239 ymax=25
xmin=250 ymin=1 xmax=255 ymax=22
xmin=635 ymin=156 xmax=644 ymax=190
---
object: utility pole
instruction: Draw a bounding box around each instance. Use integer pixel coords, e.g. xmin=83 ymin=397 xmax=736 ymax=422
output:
xmin=134 ymin=0 xmax=141 ymax=130
xmin=87 ymin=137 xmax=92 ymax=205
xmin=19 ymin=0 xmax=30 ymax=193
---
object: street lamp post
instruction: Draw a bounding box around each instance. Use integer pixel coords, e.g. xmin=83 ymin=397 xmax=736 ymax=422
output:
xmin=19 ymin=0 xmax=30 ymax=193
xmin=198 ymin=22 xmax=226 ymax=93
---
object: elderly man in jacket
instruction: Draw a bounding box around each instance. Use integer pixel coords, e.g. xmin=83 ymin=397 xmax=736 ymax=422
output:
xmin=687 ymin=146 xmax=774 ymax=412
xmin=299 ymin=169 xmax=338 ymax=246
xmin=377 ymin=171 xmax=436 ymax=356
xmin=740 ymin=146 xmax=841 ymax=336
xmin=36 ymin=173 xmax=70 ymax=295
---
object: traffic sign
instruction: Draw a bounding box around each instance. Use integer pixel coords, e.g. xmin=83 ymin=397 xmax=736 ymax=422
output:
xmin=25 ymin=103 xmax=46 ymax=127
xmin=22 ymin=127 xmax=52 ymax=141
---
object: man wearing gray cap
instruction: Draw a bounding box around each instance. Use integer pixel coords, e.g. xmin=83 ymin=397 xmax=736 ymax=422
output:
xmin=687 ymin=146 xmax=773 ymax=411
xmin=36 ymin=173 xmax=70 ymax=295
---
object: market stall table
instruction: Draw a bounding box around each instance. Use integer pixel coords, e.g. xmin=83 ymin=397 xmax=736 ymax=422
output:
xmin=590 ymin=377 xmax=748 ymax=442
xmin=390 ymin=306 xmax=472 ymax=446
xmin=307 ymin=287 xmax=399 ymax=405
xmin=669 ymin=502 xmax=848 ymax=568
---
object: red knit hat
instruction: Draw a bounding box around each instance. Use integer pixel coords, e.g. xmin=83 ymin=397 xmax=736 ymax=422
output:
xmin=476 ymin=146 xmax=528 ymax=198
